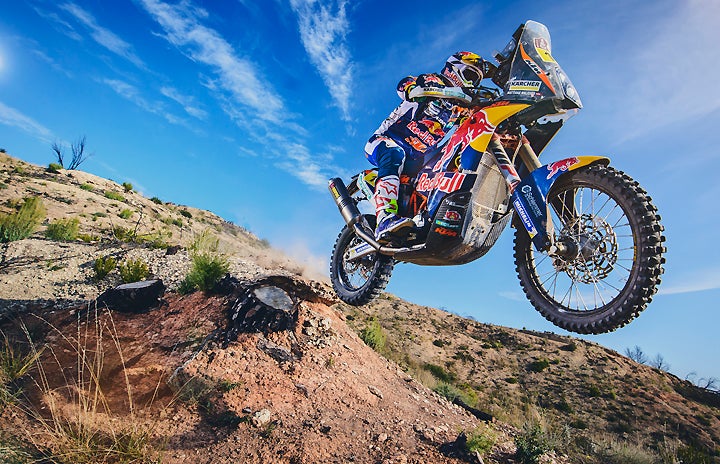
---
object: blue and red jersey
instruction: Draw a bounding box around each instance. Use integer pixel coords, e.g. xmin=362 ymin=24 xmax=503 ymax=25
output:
xmin=366 ymin=74 xmax=470 ymax=160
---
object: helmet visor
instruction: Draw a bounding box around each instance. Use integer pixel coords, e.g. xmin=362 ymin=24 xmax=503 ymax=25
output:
xmin=460 ymin=67 xmax=481 ymax=86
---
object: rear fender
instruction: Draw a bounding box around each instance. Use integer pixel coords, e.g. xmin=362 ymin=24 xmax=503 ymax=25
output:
xmin=511 ymin=156 xmax=609 ymax=250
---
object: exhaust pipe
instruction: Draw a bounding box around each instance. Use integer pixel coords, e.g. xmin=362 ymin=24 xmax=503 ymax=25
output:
xmin=328 ymin=177 xmax=382 ymax=252
xmin=328 ymin=177 xmax=423 ymax=257
xmin=328 ymin=177 xmax=362 ymax=226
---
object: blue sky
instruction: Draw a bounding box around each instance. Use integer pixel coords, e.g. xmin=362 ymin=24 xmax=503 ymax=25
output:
xmin=1 ymin=0 xmax=718 ymax=382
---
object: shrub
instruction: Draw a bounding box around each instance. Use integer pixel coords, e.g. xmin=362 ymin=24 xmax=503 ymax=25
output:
xmin=113 ymin=226 xmax=136 ymax=242
xmin=180 ymin=253 xmax=229 ymax=293
xmin=121 ymin=182 xmax=133 ymax=193
xmin=433 ymin=382 xmax=460 ymax=402
xmin=179 ymin=209 xmax=192 ymax=219
xmin=178 ymin=278 xmax=197 ymax=295
xmin=137 ymin=230 xmax=171 ymax=249
xmin=0 ymin=182 xmax=6 ymax=190
xmin=80 ymin=183 xmax=94 ymax=191
xmin=44 ymin=218 xmax=79 ymax=241
xmin=561 ymin=342 xmax=578 ymax=351
xmin=150 ymin=196 xmax=163 ymax=204
xmin=77 ymin=233 xmax=99 ymax=243
xmin=0 ymin=148 xmax=5 ymax=153
xmin=1 ymin=334 xmax=43 ymax=408
xmin=179 ymin=230 xmax=229 ymax=293
xmin=93 ymin=256 xmax=117 ymax=280
xmin=465 ymin=427 xmax=496 ymax=456
xmin=515 ymin=422 xmax=553 ymax=464
xmin=528 ymin=358 xmax=550 ymax=373
xmin=118 ymin=258 xmax=149 ymax=283
xmin=104 ymin=191 xmax=125 ymax=202
xmin=359 ymin=319 xmax=386 ymax=353
xmin=555 ymin=395 xmax=573 ymax=413
xmin=588 ymin=384 xmax=602 ymax=397
xmin=424 ymin=363 xmax=456 ymax=383
xmin=597 ymin=440 xmax=657 ymax=464
xmin=46 ymin=162 xmax=63 ymax=173
xmin=0 ymin=197 xmax=45 ymax=242
xmin=118 ymin=209 xmax=133 ymax=219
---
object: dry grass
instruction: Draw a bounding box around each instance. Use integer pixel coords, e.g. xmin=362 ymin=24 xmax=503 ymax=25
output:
xmin=6 ymin=308 xmax=164 ymax=463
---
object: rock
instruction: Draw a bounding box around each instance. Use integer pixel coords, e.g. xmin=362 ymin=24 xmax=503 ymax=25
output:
xmin=256 ymin=336 xmax=298 ymax=365
xmin=225 ymin=279 xmax=300 ymax=343
xmin=251 ymin=409 xmax=271 ymax=427
xmin=94 ymin=279 xmax=165 ymax=313
xmin=295 ymin=383 xmax=309 ymax=397
xmin=165 ymin=245 xmax=182 ymax=255
xmin=377 ymin=433 xmax=388 ymax=443
xmin=439 ymin=432 xmax=486 ymax=463
xmin=368 ymin=385 xmax=384 ymax=399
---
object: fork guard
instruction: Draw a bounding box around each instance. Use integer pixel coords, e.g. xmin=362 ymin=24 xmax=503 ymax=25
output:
xmin=511 ymin=156 xmax=609 ymax=251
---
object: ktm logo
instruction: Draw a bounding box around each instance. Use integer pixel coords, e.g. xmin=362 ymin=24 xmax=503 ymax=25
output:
xmin=435 ymin=227 xmax=458 ymax=237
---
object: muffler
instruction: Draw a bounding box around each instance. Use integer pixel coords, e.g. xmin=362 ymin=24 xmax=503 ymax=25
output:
xmin=328 ymin=177 xmax=423 ymax=257
xmin=328 ymin=177 xmax=362 ymax=226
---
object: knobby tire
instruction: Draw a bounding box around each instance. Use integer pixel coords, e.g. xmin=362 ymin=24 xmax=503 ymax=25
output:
xmin=514 ymin=164 xmax=666 ymax=334
xmin=330 ymin=216 xmax=394 ymax=306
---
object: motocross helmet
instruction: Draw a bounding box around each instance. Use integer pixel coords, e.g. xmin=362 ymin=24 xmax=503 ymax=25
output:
xmin=442 ymin=51 xmax=484 ymax=87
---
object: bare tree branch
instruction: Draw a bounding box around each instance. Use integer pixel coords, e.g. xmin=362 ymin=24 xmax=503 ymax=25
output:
xmin=649 ymin=353 xmax=670 ymax=371
xmin=51 ymin=141 xmax=64 ymax=168
xmin=68 ymin=135 xmax=92 ymax=170
xmin=624 ymin=345 xmax=648 ymax=364
xmin=698 ymin=377 xmax=718 ymax=391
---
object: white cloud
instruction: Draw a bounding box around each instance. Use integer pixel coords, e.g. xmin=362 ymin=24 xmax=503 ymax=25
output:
xmin=160 ymin=86 xmax=208 ymax=120
xmin=289 ymin=0 xmax=353 ymax=121
xmin=613 ymin=0 xmax=720 ymax=139
xmin=0 ymin=101 xmax=54 ymax=143
xmin=60 ymin=3 xmax=145 ymax=68
xmin=102 ymin=78 xmax=189 ymax=127
xmin=138 ymin=0 xmax=285 ymax=122
xmin=499 ymin=290 xmax=527 ymax=303
xmin=138 ymin=0 xmax=345 ymax=190
xmin=32 ymin=7 xmax=83 ymax=42
xmin=274 ymin=142 xmax=334 ymax=189
xmin=658 ymin=268 xmax=720 ymax=295
xmin=31 ymin=48 xmax=74 ymax=78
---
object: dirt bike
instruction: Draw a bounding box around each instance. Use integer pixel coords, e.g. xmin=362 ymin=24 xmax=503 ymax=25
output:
xmin=327 ymin=20 xmax=666 ymax=334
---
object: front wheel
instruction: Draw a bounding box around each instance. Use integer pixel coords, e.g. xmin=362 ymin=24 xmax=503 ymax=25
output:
xmin=514 ymin=165 xmax=666 ymax=334
xmin=330 ymin=216 xmax=394 ymax=306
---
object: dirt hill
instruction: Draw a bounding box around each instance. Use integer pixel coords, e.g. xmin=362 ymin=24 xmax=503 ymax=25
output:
xmin=0 ymin=152 xmax=718 ymax=463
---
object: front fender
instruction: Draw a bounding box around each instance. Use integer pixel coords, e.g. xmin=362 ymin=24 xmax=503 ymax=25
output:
xmin=511 ymin=156 xmax=610 ymax=250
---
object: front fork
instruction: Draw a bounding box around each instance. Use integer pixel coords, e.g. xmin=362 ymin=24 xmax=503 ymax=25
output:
xmin=486 ymin=133 xmax=608 ymax=253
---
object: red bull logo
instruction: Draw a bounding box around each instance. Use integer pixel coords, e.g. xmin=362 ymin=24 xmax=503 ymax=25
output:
xmin=418 ymin=119 xmax=446 ymax=136
xmin=407 ymin=120 xmax=440 ymax=146
xmin=423 ymin=75 xmax=444 ymax=85
xmin=434 ymin=112 xmax=494 ymax=171
xmin=416 ymin=172 xmax=466 ymax=193
xmin=546 ymin=157 xmax=580 ymax=179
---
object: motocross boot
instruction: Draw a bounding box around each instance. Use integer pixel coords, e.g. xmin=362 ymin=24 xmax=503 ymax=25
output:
xmin=374 ymin=175 xmax=413 ymax=243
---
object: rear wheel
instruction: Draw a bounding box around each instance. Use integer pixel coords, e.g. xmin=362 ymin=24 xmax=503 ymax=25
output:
xmin=514 ymin=165 xmax=665 ymax=334
xmin=330 ymin=215 xmax=394 ymax=306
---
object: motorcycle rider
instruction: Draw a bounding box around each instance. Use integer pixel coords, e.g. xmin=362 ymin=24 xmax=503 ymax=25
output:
xmin=365 ymin=51 xmax=495 ymax=242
